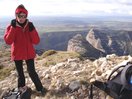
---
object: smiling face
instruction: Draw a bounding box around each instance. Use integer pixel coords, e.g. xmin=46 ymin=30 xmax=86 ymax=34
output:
xmin=16 ymin=12 xmax=27 ymax=24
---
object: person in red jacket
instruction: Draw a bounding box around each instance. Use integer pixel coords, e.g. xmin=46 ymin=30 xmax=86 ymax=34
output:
xmin=4 ymin=4 xmax=47 ymax=95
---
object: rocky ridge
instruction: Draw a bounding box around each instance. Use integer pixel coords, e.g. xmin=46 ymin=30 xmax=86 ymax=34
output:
xmin=68 ymin=28 xmax=132 ymax=58
xmin=0 ymin=54 xmax=132 ymax=99
xmin=67 ymin=34 xmax=105 ymax=58
xmin=86 ymin=28 xmax=132 ymax=56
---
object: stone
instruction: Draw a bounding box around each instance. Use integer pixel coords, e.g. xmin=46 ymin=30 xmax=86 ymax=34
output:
xmin=69 ymin=81 xmax=81 ymax=91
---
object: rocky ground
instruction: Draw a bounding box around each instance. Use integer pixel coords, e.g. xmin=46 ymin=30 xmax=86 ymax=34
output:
xmin=0 ymin=53 xmax=132 ymax=99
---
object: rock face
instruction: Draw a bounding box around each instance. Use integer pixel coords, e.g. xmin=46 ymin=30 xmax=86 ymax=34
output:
xmin=86 ymin=28 xmax=105 ymax=53
xmin=68 ymin=28 xmax=132 ymax=58
xmin=86 ymin=28 xmax=132 ymax=56
xmin=67 ymin=34 xmax=105 ymax=58
xmin=1 ymin=54 xmax=132 ymax=99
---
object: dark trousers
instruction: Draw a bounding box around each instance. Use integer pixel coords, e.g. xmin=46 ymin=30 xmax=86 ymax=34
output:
xmin=14 ymin=59 xmax=43 ymax=91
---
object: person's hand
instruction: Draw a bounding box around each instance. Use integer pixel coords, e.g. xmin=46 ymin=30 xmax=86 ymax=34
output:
xmin=11 ymin=19 xmax=16 ymax=28
xmin=29 ymin=22 xmax=35 ymax=32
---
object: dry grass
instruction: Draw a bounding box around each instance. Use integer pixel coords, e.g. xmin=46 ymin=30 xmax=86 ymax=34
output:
xmin=0 ymin=48 xmax=14 ymax=80
xmin=37 ymin=50 xmax=81 ymax=67
xmin=0 ymin=66 xmax=15 ymax=80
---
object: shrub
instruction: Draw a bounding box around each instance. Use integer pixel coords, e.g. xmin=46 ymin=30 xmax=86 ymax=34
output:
xmin=42 ymin=50 xmax=57 ymax=58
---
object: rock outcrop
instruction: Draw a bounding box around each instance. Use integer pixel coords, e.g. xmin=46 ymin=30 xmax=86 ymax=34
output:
xmin=68 ymin=28 xmax=132 ymax=58
xmin=86 ymin=28 xmax=105 ymax=53
xmin=86 ymin=28 xmax=132 ymax=56
xmin=67 ymin=34 xmax=105 ymax=58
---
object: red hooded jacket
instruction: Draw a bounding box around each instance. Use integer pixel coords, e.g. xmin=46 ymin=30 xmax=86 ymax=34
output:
xmin=4 ymin=20 xmax=40 ymax=60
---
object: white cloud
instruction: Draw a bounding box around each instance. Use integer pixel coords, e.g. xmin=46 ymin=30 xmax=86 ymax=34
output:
xmin=0 ymin=0 xmax=132 ymax=16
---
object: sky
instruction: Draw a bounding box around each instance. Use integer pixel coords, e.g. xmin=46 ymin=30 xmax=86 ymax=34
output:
xmin=0 ymin=0 xmax=132 ymax=17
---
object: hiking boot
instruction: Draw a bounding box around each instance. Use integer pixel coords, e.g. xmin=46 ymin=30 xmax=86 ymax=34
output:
xmin=37 ymin=87 xmax=48 ymax=96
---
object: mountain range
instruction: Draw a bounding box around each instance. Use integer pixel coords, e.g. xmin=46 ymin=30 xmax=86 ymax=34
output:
xmin=68 ymin=28 xmax=132 ymax=58
xmin=36 ymin=28 xmax=132 ymax=58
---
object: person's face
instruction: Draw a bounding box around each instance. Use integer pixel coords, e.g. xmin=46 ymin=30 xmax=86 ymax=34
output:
xmin=16 ymin=12 xmax=27 ymax=23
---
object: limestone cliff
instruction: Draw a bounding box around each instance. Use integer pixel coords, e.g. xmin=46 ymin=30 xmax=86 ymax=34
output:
xmin=67 ymin=34 xmax=105 ymax=58
xmin=86 ymin=28 xmax=132 ymax=56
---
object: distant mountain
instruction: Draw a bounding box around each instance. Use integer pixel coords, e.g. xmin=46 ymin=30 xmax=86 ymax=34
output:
xmin=36 ymin=30 xmax=88 ymax=50
xmin=67 ymin=28 xmax=132 ymax=58
xmin=67 ymin=34 xmax=105 ymax=58
xmin=86 ymin=28 xmax=132 ymax=56
xmin=36 ymin=27 xmax=132 ymax=58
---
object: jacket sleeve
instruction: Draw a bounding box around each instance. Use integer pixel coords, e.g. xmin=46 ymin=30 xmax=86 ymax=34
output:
xmin=29 ymin=28 xmax=40 ymax=45
xmin=4 ymin=25 xmax=15 ymax=45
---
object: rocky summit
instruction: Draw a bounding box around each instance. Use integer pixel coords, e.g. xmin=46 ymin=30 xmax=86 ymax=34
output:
xmin=0 ymin=52 xmax=132 ymax=99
